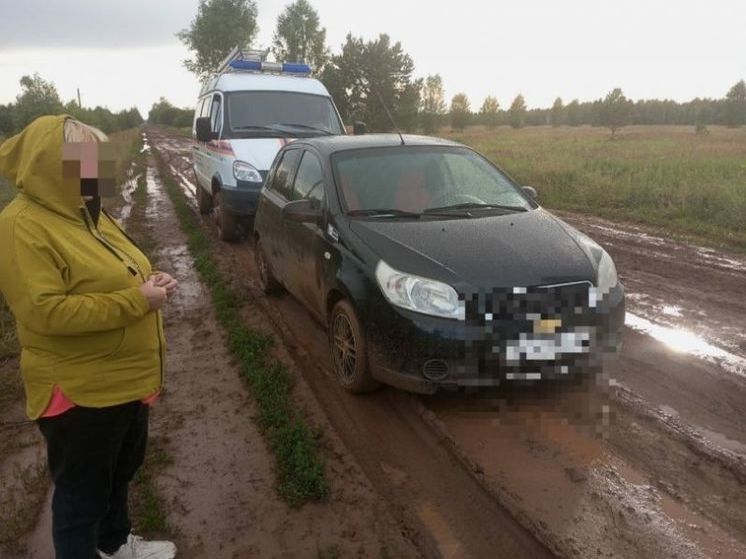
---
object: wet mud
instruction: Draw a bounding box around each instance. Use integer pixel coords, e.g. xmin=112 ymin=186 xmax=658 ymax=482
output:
xmin=147 ymin=127 xmax=745 ymax=558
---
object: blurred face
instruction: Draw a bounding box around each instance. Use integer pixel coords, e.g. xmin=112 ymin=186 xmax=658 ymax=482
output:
xmin=62 ymin=142 xmax=117 ymax=200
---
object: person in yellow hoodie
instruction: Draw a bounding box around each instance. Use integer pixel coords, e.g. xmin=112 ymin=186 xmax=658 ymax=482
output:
xmin=0 ymin=115 xmax=177 ymax=559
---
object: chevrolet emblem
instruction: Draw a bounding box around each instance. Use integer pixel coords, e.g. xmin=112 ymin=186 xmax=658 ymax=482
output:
xmin=534 ymin=318 xmax=562 ymax=334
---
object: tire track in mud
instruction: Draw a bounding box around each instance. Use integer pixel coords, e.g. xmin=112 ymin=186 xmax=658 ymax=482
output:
xmin=133 ymin=139 xmax=424 ymax=558
xmin=150 ymin=126 xmax=746 ymax=558
xmin=149 ymin=128 xmax=554 ymax=558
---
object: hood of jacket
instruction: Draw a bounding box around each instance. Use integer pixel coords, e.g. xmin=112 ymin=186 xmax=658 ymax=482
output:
xmin=0 ymin=114 xmax=82 ymax=220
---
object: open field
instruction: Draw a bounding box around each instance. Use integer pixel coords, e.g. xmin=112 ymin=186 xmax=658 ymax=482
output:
xmin=440 ymin=125 xmax=746 ymax=252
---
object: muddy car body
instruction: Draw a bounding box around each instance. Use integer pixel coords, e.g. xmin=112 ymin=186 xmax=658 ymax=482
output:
xmin=253 ymin=134 xmax=625 ymax=393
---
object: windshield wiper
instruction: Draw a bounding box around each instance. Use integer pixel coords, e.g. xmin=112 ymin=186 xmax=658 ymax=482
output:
xmin=232 ymin=125 xmax=294 ymax=136
xmin=276 ymin=123 xmax=334 ymax=135
xmin=233 ymin=125 xmax=277 ymax=131
xmin=424 ymin=202 xmax=528 ymax=214
xmin=347 ymin=208 xmax=422 ymax=218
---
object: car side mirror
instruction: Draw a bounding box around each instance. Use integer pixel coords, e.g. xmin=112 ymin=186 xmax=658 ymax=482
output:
xmin=521 ymin=186 xmax=538 ymax=200
xmin=353 ymin=121 xmax=367 ymax=135
xmin=283 ymin=199 xmax=322 ymax=223
xmin=195 ymin=117 xmax=216 ymax=142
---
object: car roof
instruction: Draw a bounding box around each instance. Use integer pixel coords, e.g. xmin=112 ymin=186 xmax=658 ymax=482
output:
xmin=290 ymin=134 xmax=464 ymax=157
xmin=201 ymin=73 xmax=332 ymax=97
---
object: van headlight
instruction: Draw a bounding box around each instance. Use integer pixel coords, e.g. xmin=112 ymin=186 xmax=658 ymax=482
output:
xmin=589 ymin=250 xmax=618 ymax=307
xmin=375 ymin=260 xmax=464 ymax=320
xmin=233 ymin=160 xmax=263 ymax=183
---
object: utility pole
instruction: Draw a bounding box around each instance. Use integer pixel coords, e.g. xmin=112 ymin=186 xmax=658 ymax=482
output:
xmin=77 ymin=88 xmax=82 ymax=108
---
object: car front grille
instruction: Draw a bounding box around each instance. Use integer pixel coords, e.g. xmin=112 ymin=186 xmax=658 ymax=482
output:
xmin=459 ymin=281 xmax=602 ymax=378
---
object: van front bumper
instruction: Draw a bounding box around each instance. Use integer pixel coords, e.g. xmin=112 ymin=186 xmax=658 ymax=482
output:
xmin=219 ymin=178 xmax=265 ymax=217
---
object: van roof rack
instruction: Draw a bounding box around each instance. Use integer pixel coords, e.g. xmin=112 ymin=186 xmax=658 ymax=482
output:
xmin=215 ymin=47 xmax=312 ymax=77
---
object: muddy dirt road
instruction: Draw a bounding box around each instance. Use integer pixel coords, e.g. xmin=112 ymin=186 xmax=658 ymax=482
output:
xmin=149 ymin=127 xmax=745 ymax=559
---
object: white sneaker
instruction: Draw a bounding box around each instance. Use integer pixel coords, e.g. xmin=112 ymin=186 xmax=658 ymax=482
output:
xmin=98 ymin=534 xmax=177 ymax=559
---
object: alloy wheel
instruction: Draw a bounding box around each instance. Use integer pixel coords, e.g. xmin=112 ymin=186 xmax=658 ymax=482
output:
xmin=332 ymin=313 xmax=357 ymax=380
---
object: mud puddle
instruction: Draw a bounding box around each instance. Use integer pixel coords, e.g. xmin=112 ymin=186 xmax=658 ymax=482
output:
xmin=150 ymin=126 xmax=746 ymax=559
xmin=625 ymin=312 xmax=746 ymax=377
xmin=425 ymin=386 xmax=746 ymax=558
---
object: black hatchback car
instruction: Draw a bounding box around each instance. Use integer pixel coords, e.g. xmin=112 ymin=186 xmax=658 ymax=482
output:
xmin=253 ymin=135 xmax=625 ymax=393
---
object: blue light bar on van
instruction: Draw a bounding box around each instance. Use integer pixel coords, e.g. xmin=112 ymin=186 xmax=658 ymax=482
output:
xmin=228 ymin=59 xmax=311 ymax=75
xmin=282 ymin=62 xmax=311 ymax=74
xmin=230 ymin=59 xmax=262 ymax=71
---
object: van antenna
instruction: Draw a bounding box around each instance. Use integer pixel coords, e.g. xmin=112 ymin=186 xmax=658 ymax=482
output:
xmin=373 ymin=89 xmax=405 ymax=145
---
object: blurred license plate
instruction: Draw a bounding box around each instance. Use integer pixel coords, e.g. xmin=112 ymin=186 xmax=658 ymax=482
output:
xmin=505 ymin=331 xmax=590 ymax=362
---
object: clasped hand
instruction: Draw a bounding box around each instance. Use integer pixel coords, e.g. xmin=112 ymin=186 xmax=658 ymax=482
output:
xmin=139 ymin=272 xmax=178 ymax=311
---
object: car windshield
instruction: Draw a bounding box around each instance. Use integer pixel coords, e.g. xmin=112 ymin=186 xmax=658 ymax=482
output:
xmin=332 ymin=146 xmax=532 ymax=215
xmin=226 ymin=91 xmax=343 ymax=137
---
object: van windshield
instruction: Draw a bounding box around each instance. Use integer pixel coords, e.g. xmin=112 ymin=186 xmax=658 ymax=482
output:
xmin=226 ymin=91 xmax=344 ymax=137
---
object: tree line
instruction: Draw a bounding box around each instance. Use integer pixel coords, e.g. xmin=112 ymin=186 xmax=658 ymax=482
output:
xmin=436 ymin=83 xmax=746 ymax=134
xmin=178 ymin=0 xmax=746 ymax=134
xmin=0 ymin=74 xmax=143 ymax=138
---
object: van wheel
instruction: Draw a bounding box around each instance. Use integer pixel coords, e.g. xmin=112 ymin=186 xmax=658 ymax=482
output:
xmin=214 ymin=191 xmax=239 ymax=242
xmin=197 ymin=184 xmax=213 ymax=214
xmin=255 ymin=239 xmax=283 ymax=294
xmin=329 ymin=300 xmax=380 ymax=393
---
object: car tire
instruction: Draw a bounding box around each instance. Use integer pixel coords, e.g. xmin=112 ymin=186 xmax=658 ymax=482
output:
xmin=197 ymin=182 xmax=213 ymax=214
xmin=214 ymin=190 xmax=239 ymax=242
xmin=255 ymin=239 xmax=283 ymax=294
xmin=329 ymin=300 xmax=380 ymax=393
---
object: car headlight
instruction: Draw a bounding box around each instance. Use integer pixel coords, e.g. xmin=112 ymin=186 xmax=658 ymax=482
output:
xmin=233 ymin=160 xmax=263 ymax=183
xmin=589 ymin=250 xmax=618 ymax=307
xmin=375 ymin=260 xmax=464 ymax=320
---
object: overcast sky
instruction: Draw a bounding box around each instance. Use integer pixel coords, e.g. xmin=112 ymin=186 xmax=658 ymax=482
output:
xmin=1 ymin=0 xmax=744 ymax=118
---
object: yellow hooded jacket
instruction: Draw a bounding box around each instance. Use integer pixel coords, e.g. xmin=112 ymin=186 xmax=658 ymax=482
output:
xmin=0 ymin=115 xmax=164 ymax=419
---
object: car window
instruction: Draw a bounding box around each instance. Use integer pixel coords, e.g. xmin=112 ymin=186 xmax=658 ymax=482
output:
xmin=333 ymin=147 xmax=530 ymax=213
xmin=291 ymin=152 xmax=325 ymax=205
xmin=268 ymin=149 xmax=302 ymax=199
xmin=210 ymin=95 xmax=222 ymax=134
xmin=441 ymin=152 xmax=518 ymax=203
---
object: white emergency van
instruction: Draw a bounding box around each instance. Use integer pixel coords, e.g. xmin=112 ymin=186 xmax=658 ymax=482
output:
xmin=192 ymin=48 xmax=345 ymax=241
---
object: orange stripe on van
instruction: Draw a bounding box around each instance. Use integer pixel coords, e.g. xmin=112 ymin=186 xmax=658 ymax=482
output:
xmin=206 ymin=139 xmax=235 ymax=156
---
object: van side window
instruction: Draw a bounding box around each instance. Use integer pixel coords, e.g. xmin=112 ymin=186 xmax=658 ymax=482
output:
xmin=291 ymin=152 xmax=325 ymax=206
xmin=269 ymin=149 xmax=302 ymax=199
xmin=199 ymin=97 xmax=210 ymax=118
xmin=210 ymin=95 xmax=222 ymax=134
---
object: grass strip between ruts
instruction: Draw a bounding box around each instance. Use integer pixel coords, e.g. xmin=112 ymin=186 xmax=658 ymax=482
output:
xmin=151 ymin=146 xmax=329 ymax=507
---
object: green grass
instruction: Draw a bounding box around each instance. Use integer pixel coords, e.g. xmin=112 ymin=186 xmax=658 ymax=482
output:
xmin=130 ymin=437 xmax=173 ymax=535
xmin=440 ymin=125 xmax=746 ymax=251
xmin=152 ymin=148 xmax=329 ymax=506
xmin=126 ymin=150 xmax=157 ymax=259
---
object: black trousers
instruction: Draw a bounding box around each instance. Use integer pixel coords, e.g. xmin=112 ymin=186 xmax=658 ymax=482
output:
xmin=37 ymin=400 xmax=149 ymax=559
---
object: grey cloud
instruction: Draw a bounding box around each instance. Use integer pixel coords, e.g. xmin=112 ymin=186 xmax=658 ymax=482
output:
xmin=0 ymin=0 xmax=196 ymax=49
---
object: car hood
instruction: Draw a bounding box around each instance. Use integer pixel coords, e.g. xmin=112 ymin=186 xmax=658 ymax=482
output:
xmin=348 ymin=208 xmax=596 ymax=289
